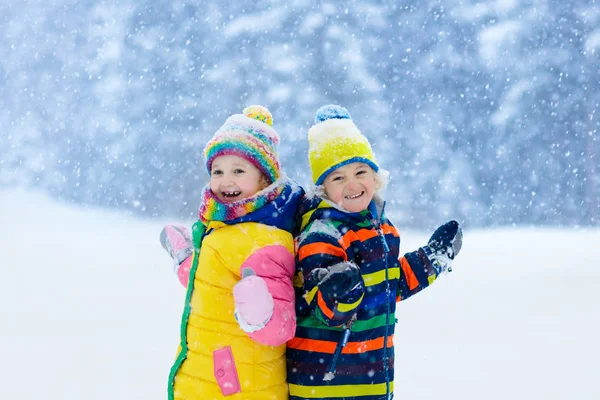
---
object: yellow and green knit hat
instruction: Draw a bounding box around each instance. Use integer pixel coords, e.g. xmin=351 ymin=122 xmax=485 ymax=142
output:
xmin=308 ymin=104 xmax=379 ymax=185
xmin=203 ymin=105 xmax=280 ymax=183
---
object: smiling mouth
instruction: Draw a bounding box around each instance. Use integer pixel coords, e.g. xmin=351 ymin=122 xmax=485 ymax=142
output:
xmin=222 ymin=191 xmax=242 ymax=199
xmin=345 ymin=191 xmax=364 ymax=200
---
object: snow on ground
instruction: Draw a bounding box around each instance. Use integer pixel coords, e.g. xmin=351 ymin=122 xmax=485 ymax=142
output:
xmin=0 ymin=189 xmax=598 ymax=399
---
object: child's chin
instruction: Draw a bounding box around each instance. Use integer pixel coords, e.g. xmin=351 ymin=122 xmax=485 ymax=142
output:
xmin=343 ymin=201 xmax=369 ymax=213
xmin=218 ymin=196 xmax=242 ymax=203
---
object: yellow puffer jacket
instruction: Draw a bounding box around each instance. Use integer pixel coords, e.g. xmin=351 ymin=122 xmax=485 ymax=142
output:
xmin=169 ymin=220 xmax=296 ymax=400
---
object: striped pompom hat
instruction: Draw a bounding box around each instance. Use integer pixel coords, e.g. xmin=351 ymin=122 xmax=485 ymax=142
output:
xmin=203 ymin=105 xmax=280 ymax=183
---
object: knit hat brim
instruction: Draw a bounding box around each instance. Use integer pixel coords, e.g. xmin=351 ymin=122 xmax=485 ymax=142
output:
xmin=308 ymin=117 xmax=378 ymax=185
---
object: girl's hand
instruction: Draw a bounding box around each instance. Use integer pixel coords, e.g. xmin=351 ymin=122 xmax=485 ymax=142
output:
xmin=159 ymin=224 xmax=193 ymax=270
xmin=233 ymin=268 xmax=274 ymax=333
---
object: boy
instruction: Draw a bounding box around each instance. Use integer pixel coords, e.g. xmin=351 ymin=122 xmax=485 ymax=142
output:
xmin=287 ymin=105 xmax=462 ymax=400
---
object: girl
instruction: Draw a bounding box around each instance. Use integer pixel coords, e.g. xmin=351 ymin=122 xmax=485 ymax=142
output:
xmin=287 ymin=105 xmax=463 ymax=400
xmin=160 ymin=106 xmax=303 ymax=400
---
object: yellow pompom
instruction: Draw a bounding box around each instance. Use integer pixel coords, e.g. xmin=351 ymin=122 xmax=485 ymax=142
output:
xmin=243 ymin=105 xmax=273 ymax=126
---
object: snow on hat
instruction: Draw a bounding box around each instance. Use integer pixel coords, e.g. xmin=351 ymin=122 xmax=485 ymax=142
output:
xmin=308 ymin=104 xmax=379 ymax=185
xmin=204 ymin=105 xmax=280 ymax=183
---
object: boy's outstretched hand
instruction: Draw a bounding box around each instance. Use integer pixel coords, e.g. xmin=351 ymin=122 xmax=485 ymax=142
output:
xmin=428 ymin=220 xmax=463 ymax=259
xmin=423 ymin=220 xmax=463 ymax=274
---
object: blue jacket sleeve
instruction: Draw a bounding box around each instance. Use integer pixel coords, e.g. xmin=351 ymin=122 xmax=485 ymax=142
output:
xmin=297 ymin=228 xmax=364 ymax=326
xmin=397 ymin=247 xmax=439 ymax=301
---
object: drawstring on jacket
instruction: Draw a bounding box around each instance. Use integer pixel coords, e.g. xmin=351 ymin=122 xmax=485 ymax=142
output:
xmin=323 ymin=315 xmax=356 ymax=381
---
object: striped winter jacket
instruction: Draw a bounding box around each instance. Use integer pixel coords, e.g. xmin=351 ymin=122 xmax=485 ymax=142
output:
xmin=287 ymin=196 xmax=440 ymax=400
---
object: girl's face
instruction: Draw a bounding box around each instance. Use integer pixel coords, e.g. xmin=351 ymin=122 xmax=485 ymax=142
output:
xmin=210 ymin=155 xmax=269 ymax=203
xmin=322 ymin=162 xmax=377 ymax=213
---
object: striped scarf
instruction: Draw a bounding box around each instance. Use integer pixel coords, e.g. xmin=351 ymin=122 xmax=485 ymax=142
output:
xmin=198 ymin=177 xmax=287 ymax=225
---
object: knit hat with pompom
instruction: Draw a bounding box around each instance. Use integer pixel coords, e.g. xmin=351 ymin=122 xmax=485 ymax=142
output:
xmin=203 ymin=105 xmax=280 ymax=183
xmin=308 ymin=104 xmax=379 ymax=185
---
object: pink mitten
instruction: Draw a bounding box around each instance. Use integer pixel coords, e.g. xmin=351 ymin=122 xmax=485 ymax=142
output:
xmin=233 ymin=268 xmax=274 ymax=333
xmin=159 ymin=224 xmax=193 ymax=270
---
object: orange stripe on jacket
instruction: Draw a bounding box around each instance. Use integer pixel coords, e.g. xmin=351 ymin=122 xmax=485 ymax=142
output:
xmin=298 ymin=242 xmax=348 ymax=261
xmin=345 ymin=334 xmax=394 ymax=354
xmin=400 ymin=257 xmax=420 ymax=291
xmin=317 ymin=291 xmax=335 ymax=319
xmin=379 ymin=224 xmax=399 ymax=236
xmin=288 ymin=335 xmax=395 ymax=354
xmin=340 ymin=224 xmax=399 ymax=250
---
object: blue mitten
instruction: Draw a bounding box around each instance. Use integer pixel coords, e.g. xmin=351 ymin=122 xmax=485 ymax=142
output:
xmin=422 ymin=220 xmax=463 ymax=274
xmin=310 ymin=262 xmax=364 ymax=304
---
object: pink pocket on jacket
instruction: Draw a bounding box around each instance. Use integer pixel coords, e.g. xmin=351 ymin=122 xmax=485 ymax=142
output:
xmin=213 ymin=346 xmax=241 ymax=396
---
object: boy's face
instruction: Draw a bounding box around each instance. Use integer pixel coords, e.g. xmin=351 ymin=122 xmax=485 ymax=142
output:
xmin=210 ymin=155 xmax=269 ymax=203
xmin=322 ymin=162 xmax=377 ymax=213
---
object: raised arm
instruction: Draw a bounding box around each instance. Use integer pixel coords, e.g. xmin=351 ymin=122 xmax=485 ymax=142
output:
xmin=159 ymin=224 xmax=194 ymax=287
xmin=397 ymin=220 xmax=463 ymax=301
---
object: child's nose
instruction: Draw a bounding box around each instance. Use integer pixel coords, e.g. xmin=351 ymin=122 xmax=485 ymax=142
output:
xmin=346 ymin=178 xmax=360 ymax=189
xmin=221 ymin=175 xmax=235 ymax=186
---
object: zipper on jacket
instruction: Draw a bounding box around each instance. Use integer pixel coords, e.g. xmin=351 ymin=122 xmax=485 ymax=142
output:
xmin=372 ymin=217 xmax=391 ymax=398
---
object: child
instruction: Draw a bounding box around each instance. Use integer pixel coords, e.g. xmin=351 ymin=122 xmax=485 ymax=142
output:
xmin=287 ymin=105 xmax=463 ymax=400
xmin=160 ymin=106 xmax=303 ymax=400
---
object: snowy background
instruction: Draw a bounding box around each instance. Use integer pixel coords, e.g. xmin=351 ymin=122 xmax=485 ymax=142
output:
xmin=1 ymin=0 xmax=598 ymax=228
xmin=1 ymin=1 xmax=599 ymax=399
xmin=1 ymin=189 xmax=599 ymax=399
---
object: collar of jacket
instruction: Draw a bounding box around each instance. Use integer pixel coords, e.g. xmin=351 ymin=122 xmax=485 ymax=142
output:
xmin=199 ymin=176 xmax=304 ymax=234
xmin=298 ymin=193 xmax=387 ymax=231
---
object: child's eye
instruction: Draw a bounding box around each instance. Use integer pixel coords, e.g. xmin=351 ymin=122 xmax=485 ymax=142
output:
xmin=332 ymin=176 xmax=343 ymax=181
xmin=212 ymin=170 xmax=223 ymax=175
xmin=234 ymin=169 xmax=245 ymax=174
xmin=356 ymin=170 xmax=367 ymax=175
